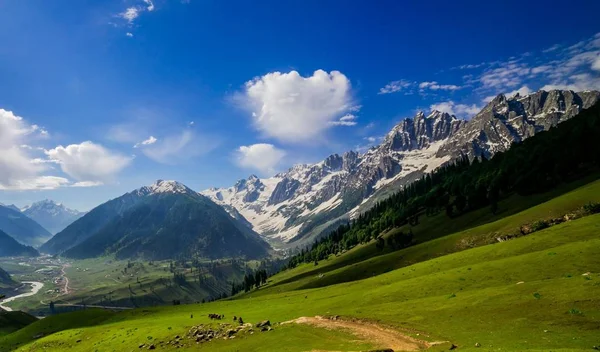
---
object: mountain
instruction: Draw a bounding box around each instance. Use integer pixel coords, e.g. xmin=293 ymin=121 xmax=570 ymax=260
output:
xmin=203 ymin=89 xmax=600 ymax=247
xmin=21 ymin=200 xmax=85 ymax=235
xmin=0 ymin=230 xmax=39 ymax=257
xmin=0 ymin=205 xmax=52 ymax=247
xmin=0 ymin=203 xmax=20 ymax=213
xmin=41 ymin=180 xmax=271 ymax=260
xmin=0 ymin=266 xmax=15 ymax=286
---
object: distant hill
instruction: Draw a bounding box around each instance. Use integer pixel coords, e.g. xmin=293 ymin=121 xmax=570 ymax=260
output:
xmin=22 ymin=200 xmax=85 ymax=235
xmin=0 ymin=267 xmax=14 ymax=287
xmin=0 ymin=205 xmax=52 ymax=247
xmin=42 ymin=180 xmax=271 ymax=260
xmin=0 ymin=230 xmax=39 ymax=258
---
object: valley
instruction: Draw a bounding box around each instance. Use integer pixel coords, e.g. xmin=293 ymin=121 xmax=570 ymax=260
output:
xmin=1 ymin=91 xmax=599 ymax=351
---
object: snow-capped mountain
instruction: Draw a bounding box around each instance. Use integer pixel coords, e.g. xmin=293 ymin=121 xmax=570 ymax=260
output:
xmin=203 ymin=90 xmax=600 ymax=248
xmin=21 ymin=199 xmax=85 ymax=235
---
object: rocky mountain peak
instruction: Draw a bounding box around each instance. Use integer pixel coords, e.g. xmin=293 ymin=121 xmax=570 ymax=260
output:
xmin=146 ymin=180 xmax=192 ymax=195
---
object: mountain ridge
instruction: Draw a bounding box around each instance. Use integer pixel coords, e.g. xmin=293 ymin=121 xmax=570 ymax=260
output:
xmin=42 ymin=180 xmax=271 ymax=260
xmin=203 ymin=89 xmax=600 ymax=247
xmin=0 ymin=205 xmax=52 ymax=247
xmin=21 ymin=199 xmax=85 ymax=235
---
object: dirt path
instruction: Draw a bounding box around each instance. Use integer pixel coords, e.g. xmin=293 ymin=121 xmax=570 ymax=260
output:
xmin=60 ymin=264 xmax=70 ymax=295
xmin=283 ymin=316 xmax=434 ymax=351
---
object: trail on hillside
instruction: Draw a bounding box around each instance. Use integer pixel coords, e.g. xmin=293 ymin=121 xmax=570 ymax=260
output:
xmin=60 ymin=264 xmax=70 ymax=295
xmin=283 ymin=316 xmax=438 ymax=351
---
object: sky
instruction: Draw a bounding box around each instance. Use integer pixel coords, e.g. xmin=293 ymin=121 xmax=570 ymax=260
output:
xmin=1 ymin=0 xmax=600 ymax=211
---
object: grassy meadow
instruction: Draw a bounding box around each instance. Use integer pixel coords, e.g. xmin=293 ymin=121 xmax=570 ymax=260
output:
xmin=0 ymin=176 xmax=598 ymax=351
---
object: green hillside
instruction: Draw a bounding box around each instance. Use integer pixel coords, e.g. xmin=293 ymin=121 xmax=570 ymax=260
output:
xmin=0 ymin=312 xmax=37 ymax=337
xmin=1 ymin=191 xmax=598 ymax=351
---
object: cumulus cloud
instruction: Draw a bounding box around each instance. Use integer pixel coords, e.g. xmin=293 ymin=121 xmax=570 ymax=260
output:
xmin=430 ymin=101 xmax=481 ymax=119
xmin=239 ymin=69 xmax=356 ymax=143
xmin=419 ymin=81 xmax=462 ymax=91
xmin=378 ymin=80 xmax=413 ymax=94
xmin=45 ymin=141 xmax=132 ymax=183
xmin=126 ymin=32 xmax=134 ymax=37
xmin=234 ymin=143 xmax=286 ymax=175
xmin=0 ymin=109 xmax=49 ymax=189
xmin=133 ymin=136 xmax=157 ymax=148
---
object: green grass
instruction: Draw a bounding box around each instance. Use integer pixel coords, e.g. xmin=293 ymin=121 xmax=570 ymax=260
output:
xmin=2 ymin=176 xmax=599 ymax=351
xmin=2 ymin=210 xmax=598 ymax=351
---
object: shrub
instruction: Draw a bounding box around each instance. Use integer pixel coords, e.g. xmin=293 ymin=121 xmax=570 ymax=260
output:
xmin=568 ymin=308 xmax=583 ymax=315
xmin=530 ymin=220 xmax=549 ymax=232
xmin=583 ymin=202 xmax=600 ymax=214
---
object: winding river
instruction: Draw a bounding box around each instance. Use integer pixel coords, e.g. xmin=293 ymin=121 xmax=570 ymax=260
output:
xmin=0 ymin=281 xmax=44 ymax=312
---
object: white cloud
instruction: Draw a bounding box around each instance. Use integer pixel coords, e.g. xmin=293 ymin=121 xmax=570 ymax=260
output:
xmin=453 ymin=63 xmax=486 ymax=70
xmin=329 ymin=114 xmax=357 ymax=126
xmin=541 ymin=73 xmax=600 ymax=92
xmin=483 ymin=85 xmax=533 ymax=103
xmin=0 ymin=109 xmax=48 ymax=189
xmin=126 ymin=32 xmax=134 ymax=37
xmin=419 ymin=81 xmax=462 ymax=91
xmin=506 ymin=85 xmax=532 ymax=97
xmin=143 ymin=0 xmax=155 ymax=11
xmin=0 ymin=176 xmax=72 ymax=191
xmin=378 ymin=80 xmax=413 ymax=94
xmin=235 ymin=143 xmax=286 ymax=175
xmin=71 ymin=181 xmax=104 ymax=188
xmin=45 ymin=141 xmax=132 ymax=182
xmin=531 ymin=65 xmax=551 ymax=74
xmin=137 ymin=129 xmax=216 ymax=164
xmin=480 ymin=62 xmax=530 ymax=89
xmin=430 ymin=101 xmax=481 ymax=119
xmin=119 ymin=7 xmax=140 ymax=24
xmin=239 ymin=69 xmax=355 ymax=143
xmin=592 ymin=55 xmax=600 ymax=71
xmin=133 ymin=135 xmax=157 ymax=148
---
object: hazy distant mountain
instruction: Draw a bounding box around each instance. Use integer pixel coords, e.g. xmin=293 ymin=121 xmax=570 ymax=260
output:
xmin=203 ymin=89 xmax=600 ymax=247
xmin=0 ymin=203 xmax=21 ymax=213
xmin=42 ymin=180 xmax=271 ymax=260
xmin=21 ymin=199 xmax=85 ymax=235
xmin=0 ymin=205 xmax=52 ymax=247
xmin=0 ymin=230 xmax=39 ymax=258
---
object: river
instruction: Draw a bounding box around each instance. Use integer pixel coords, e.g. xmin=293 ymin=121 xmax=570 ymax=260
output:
xmin=0 ymin=281 xmax=44 ymax=312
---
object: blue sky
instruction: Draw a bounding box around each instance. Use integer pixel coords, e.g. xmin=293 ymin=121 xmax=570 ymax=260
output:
xmin=1 ymin=0 xmax=599 ymax=211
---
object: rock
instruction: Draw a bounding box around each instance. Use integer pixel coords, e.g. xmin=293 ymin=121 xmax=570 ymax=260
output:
xmin=76 ymin=339 xmax=82 ymax=343
xmin=148 ymin=344 xmax=155 ymax=350
xmin=139 ymin=344 xmax=146 ymax=349
xmin=475 ymin=342 xmax=481 ymax=347
xmin=449 ymin=344 xmax=458 ymax=350
xmin=227 ymin=329 xmax=236 ymax=337
xmin=255 ymin=320 xmax=271 ymax=328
